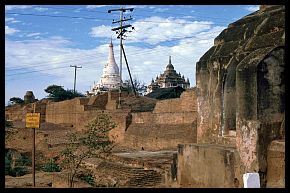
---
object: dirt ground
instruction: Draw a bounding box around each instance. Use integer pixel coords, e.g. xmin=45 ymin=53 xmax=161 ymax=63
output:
xmin=5 ymin=122 xmax=175 ymax=188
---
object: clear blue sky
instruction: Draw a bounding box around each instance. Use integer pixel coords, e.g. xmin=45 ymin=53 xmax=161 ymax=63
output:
xmin=5 ymin=5 xmax=259 ymax=104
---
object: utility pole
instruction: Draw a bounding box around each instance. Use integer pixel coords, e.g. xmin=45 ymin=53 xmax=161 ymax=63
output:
xmin=121 ymin=44 xmax=137 ymax=96
xmin=108 ymin=7 xmax=135 ymax=108
xmin=32 ymin=103 xmax=36 ymax=187
xmin=70 ymin=65 xmax=82 ymax=93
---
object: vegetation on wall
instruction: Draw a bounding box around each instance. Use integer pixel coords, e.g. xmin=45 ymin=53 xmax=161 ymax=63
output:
xmin=44 ymin=84 xmax=85 ymax=102
xmin=123 ymin=78 xmax=147 ymax=96
xmin=9 ymin=97 xmax=24 ymax=105
xmin=42 ymin=158 xmax=61 ymax=172
xmin=5 ymin=150 xmax=31 ymax=177
xmin=59 ymin=113 xmax=116 ymax=187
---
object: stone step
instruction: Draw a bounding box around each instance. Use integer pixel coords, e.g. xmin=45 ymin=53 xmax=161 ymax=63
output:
xmin=94 ymin=160 xmax=164 ymax=187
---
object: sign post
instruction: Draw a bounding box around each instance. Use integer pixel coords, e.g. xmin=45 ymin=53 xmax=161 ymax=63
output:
xmin=26 ymin=104 xmax=40 ymax=187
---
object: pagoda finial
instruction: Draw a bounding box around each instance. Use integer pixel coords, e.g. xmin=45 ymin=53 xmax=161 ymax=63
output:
xmin=169 ymin=55 xmax=171 ymax=64
xmin=109 ymin=36 xmax=113 ymax=47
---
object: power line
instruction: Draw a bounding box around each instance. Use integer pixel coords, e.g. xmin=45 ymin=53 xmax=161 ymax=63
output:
xmin=136 ymin=7 xmax=234 ymax=22
xmin=32 ymin=5 xmax=233 ymax=24
xmin=6 ymin=66 xmax=69 ymax=76
xmin=5 ymin=27 xmax=217 ymax=77
xmin=6 ymin=53 xmax=105 ymax=71
xmin=5 ymin=42 xmax=203 ymax=77
xmin=6 ymin=12 xmax=113 ymax=21
xmin=6 ymin=11 xmax=229 ymax=25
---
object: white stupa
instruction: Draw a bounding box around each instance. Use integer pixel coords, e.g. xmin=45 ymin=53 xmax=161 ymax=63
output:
xmin=88 ymin=40 xmax=121 ymax=95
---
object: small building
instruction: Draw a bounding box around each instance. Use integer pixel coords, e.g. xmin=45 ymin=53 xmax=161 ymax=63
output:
xmin=146 ymin=56 xmax=190 ymax=94
xmin=88 ymin=40 xmax=121 ymax=96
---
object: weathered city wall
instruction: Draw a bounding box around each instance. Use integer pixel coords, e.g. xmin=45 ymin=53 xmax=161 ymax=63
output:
xmin=45 ymin=95 xmax=130 ymax=134
xmin=121 ymin=122 xmax=196 ymax=151
xmin=132 ymin=112 xmax=196 ymax=125
xmin=194 ymin=5 xmax=284 ymax=187
xmin=176 ymin=144 xmax=242 ymax=188
xmin=196 ymin=5 xmax=284 ymax=144
xmin=45 ymin=98 xmax=86 ymax=127
xmin=153 ymin=89 xmax=196 ymax=113
xmin=266 ymin=140 xmax=285 ymax=188
xmin=5 ymin=100 xmax=48 ymax=124
xmin=85 ymin=93 xmax=107 ymax=109
xmin=5 ymin=105 xmax=26 ymax=122
xmin=121 ymin=90 xmax=197 ymax=151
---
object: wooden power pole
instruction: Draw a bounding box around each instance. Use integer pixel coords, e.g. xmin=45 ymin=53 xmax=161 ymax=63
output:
xmin=70 ymin=65 xmax=82 ymax=93
xmin=108 ymin=7 xmax=136 ymax=108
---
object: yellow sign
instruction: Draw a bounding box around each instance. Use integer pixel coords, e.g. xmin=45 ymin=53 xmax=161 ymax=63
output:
xmin=26 ymin=113 xmax=40 ymax=128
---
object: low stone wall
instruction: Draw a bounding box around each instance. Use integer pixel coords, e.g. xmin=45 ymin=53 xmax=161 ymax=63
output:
xmin=176 ymin=143 xmax=241 ymax=188
xmin=86 ymin=93 xmax=107 ymax=109
xmin=45 ymin=98 xmax=84 ymax=127
xmin=132 ymin=112 xmax=196 ymax=125
xmin=120 ymin=89 xmax=197 ymax=151
xmin=122 ymin=123 xmax=196 ymax=151
xmin=266 ymin=140 xmax=285 ymax=188
xmin=5 ymin=105 xmax=26 ymax=122
xmin=5 ymin=101 xmax=48 ymax=123
xmin=153 ymin=89 xmax=196 ymax=113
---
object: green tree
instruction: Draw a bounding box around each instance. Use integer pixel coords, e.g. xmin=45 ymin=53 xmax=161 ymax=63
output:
xmin=60 ymin=113 xmax=116 ymax=188
xmin=44 ymin=85 xmax=85 ymax=102
xmin=42 ymin=158 xmax=61 ymax=172
xmin=9 ymin=97 xmax=24 ymax=105
xmin=123 ymin=78 xmax=147 ymax=96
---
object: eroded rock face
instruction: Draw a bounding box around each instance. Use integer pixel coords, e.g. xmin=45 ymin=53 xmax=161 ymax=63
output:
xmin=196 ymin=5 xmax=284 ymax=187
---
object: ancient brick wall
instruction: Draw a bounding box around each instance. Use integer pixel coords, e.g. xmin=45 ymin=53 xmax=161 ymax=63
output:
xmin=132 ymin=112 xmax=195 ymax=125
xmin=45 ymin=96 xmax=129 ymax=133
xmin=153 ymin=99 xmax=182 ymax=113
xmin=122 ymin=123 xmax=196 ymax=151
xmin=120 ymin=90 xmax=197 ymax=150
xmin=153 ymin=89 xmax=196 ymax=113
xmin=5 ymin=105 xmax=26 ymax=122
xmin=195 ymin=5 xmax=285 ymax=187
xmin=5 ymin=100 xmax=48 ymax=124
xmin=45 ymin=98 xmax=84 ymax=127
xmin=266 ymin=140 xmax=285 ymax=188
xmin=85 ymin=93 xmax=107 ymax=110
xmin=176 ymin=144 xmax=241 ymax=188
xmin=196 ymin=5 xmax=284 ymax=145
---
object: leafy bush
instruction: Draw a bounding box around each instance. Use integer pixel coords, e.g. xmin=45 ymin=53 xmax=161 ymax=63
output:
xmin=5 ymin=155 xmax=11 ymax=175
xmin=5 ymin=150 xmax=31 ymax=177
xmin=9 ymin=97 xmax=24 ymax=105
xmin=44 ymin=84 xmax=85 ymax=102
xmin=60 ymin=113 xmax=116 ymax=187
xmin=5 ymin=119 xmax=13 ymax=128
xmin=42 ymin=159 xmax=61 ymax=172
xmin=10 ymin=166 xmax=29 ymax=177
xmin=79 ymin=173 xmax=95 ymax=186
xmin=20 ymin=154 xmax=32 ymax=166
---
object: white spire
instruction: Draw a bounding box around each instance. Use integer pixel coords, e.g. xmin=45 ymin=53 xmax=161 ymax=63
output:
xmin=89 ymin=40 xmax=120 ymax=95
xmin=107 ymin=40 xmax=118 ymax=70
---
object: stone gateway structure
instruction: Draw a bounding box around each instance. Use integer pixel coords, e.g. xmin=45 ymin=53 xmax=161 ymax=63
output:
xmin=175 ymin=5 xmax=284 ymax=188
